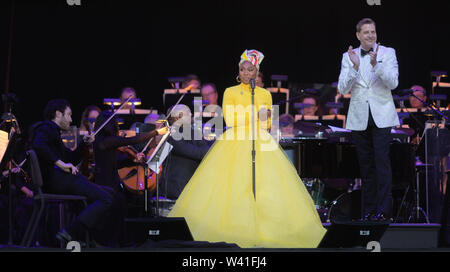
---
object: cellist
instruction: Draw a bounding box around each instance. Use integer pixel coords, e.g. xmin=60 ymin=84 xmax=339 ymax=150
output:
xmin=91 ymin=110 xmax=167 ymax=246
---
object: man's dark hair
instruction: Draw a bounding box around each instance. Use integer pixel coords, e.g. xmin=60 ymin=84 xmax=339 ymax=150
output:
xmin=43 ymin=99 xmax=70 ymax=120
xmin=356 ymin=18 xmax=376 ymax=32
xmin=300 ymin=95 xmax=318 ymax=105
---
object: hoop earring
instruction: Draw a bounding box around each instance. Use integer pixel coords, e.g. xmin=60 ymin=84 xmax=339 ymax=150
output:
xmin=236 ymin=75 xmax=241 ymax=83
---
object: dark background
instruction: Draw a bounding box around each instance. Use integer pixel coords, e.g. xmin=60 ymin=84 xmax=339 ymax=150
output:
xmin=0 ymin=0 xmax=449 ymax=131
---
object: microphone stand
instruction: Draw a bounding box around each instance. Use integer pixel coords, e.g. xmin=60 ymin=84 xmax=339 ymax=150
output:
xmin=250 ymin=80 xmax=256 ymax=199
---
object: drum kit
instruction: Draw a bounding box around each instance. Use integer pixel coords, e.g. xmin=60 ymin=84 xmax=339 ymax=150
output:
xmin=303 ymin=177 xmax=362 ymax=223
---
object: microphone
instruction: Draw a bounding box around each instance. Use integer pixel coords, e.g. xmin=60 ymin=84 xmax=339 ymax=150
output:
xmin=250 ymin=78 xmax=256 ymax=90
xmin=395 ymin=89 xmax=415 ymax=96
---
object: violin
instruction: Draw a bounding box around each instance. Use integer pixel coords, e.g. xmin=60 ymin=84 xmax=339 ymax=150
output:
xmin=8 ymin=159 xmax=32 ymax=183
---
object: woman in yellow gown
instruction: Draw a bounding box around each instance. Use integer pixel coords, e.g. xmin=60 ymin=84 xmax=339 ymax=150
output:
xmin=168 ymin=49 xmax=326 ymax=248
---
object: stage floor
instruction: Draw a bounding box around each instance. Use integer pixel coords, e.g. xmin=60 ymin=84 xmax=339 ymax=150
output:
xmin=0 ymin=223 xmax=446 ymax=252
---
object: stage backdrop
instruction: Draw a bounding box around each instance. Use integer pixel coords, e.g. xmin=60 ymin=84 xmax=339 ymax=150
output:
xmin=0 ymin=0 xmax=449 ymax=131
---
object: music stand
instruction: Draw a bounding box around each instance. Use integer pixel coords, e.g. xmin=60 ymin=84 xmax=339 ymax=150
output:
xmin=0 ymin=130 xmax=19 ymax=246
xmin=163 ymin=89 xmax=200 ymax=114
xmin=146 ymin=132 xmax=173 ymax=217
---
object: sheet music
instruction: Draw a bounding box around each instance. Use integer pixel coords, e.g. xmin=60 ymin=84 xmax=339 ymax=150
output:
xmin=146 ymin=132 xmax=173 ymax=174
xmin=0 ymin=130 xmax=9 ymax=163
xmin=327 ymin=125 xmax=351 ymax=133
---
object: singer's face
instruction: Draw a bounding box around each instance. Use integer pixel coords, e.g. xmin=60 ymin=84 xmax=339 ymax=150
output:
xmin=239 ymin=61 xmax=257 ymax=84
xmin=356 ymin=23 xmax=377 ymax=50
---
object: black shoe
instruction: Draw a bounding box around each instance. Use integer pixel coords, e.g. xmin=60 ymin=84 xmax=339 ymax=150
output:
xmin=371 ymin=213 xmax=391 ymax=222
xmin=56 ymin=229 xmax=87 ymax=248
xmin=362 ymin=213 xmax=374 ymax=221
xmin=56 ymin=229 xmax=72 ymax=245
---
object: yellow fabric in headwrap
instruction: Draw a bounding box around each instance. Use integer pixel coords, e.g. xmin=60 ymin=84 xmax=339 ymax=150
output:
xmin=240 ymin=49 xmax=264 ymax=70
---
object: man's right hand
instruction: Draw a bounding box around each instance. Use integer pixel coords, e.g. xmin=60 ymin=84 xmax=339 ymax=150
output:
xmin=348 ymin=46 xmax=360 ymax=70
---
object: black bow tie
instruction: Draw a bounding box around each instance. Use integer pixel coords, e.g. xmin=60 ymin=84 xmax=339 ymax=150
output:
xmin=361 ymin=48 xmax=373 ymax=57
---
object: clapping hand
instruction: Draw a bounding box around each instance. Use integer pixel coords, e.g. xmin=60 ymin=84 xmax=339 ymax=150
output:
xmin=348 ymin=46 xmax=360 ymax=70
xmin=369 ymin=43 xmax=380 ymax=67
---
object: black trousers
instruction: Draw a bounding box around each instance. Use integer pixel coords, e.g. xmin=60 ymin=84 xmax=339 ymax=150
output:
xmin=45 ymin=168 xmax=114 ymax=233
xmin=352 ymin=108 xmax=393 ymax=217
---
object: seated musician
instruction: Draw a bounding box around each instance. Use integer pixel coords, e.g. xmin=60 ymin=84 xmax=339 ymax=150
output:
xmin=408 ymin=85 xmax=427 ymax=110
xmin=158 ymin=104 xmax=214 ymax=200
xmin=293 ymin=95 xmax=325 ymax=136
xmin=78 ymin=105 xmax=102 ymax=180
xmin=256 ymin=71 xmax=265 ymax=88
xmin=404 ymin=85 xmax=429 ymax=140
xmin=295 ymin=95 xmax=320 ymax=119
xmin=278 ymin=113 xmax=298 ymax=138
xmin=201 ymin=83 xmax=219 ymax=106
xmin=32 ymin=99 xmax=115 ymax=246
xmin=79 ymin=105 xmax=101 ymax=133
xmin=93 ymin=110 xmax=167 ymax=191
xmin=120 ymin=87 xmax=137 ymax=110
xmin=91 ymin=110 xmax=167 ymax=247
xmin=200 ymin=83 xmax=220 ymax=114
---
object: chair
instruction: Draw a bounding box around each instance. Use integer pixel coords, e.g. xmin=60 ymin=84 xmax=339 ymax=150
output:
xmin=20 ymin=149 xmax=89 ymax=248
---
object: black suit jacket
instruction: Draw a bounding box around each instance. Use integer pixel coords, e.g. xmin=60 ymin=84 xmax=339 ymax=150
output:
xmin=159 ymin=131 xmax=214 ymax=199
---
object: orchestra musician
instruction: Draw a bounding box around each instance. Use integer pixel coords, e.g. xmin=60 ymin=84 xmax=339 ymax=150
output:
xmin=297 ymin=95 xmax=320 ymax=117
xmin=79 ymin=105 xmax=101 ymax=133
xmin=256 ymin=71 xmax=265 ymax=88
xmin=78 ymin=105 xmax=101 ymax=180
xmin=31 ymin=99 xmax=115 ymax=246
xmin=404 ymin=85 xmax=429 ymax=141
xmin=91 ymin=110 xmax=168 ymax=247
xmin=338 ymin=18 xmax=400 ymax=222
xmin=119 ymin=87 xmax=137 ymax=110
xmin=158 ymin=104 xmax=214 ymax=200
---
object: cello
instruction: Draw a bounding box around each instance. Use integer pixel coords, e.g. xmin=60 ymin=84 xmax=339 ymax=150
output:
xmin=117 ymin=139 xmax=163 ymax=195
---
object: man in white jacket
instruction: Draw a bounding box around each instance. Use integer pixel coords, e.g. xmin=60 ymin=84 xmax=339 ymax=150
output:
xmin=338 ymin=18 xmax=399 ymax=222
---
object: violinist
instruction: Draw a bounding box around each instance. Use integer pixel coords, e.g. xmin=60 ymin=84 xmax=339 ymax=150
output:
xmin=0 ymin=146 xmax=34 ymax=244
xmin=80 ymin=105 xmax=101 ymax=133
xmin=32 ymin=99 xmax=115 ymax=247
xmin=79 ymin=105 xmax=101 ymax=180
xmin=91 ymin=110 xmax=167 ymax=247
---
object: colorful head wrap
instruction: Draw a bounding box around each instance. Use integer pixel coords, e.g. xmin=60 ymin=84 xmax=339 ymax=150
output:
xmin=239 ymin=49 xmax=264 ymax=70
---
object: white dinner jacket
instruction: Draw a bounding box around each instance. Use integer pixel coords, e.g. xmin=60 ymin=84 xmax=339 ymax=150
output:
xmin=337 ymin=44 xmax=400 ymax=131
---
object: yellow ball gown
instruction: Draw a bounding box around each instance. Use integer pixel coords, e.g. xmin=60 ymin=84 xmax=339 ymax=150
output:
xmin=168 ymin=83 xmax=326 ymax=248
